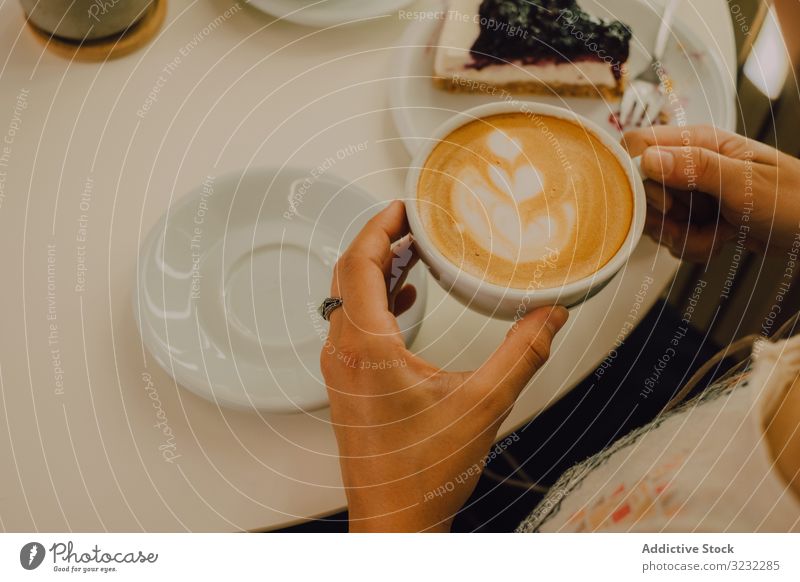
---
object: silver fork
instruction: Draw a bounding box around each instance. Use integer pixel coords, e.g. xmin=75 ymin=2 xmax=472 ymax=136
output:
xmin=619 ymin=0 xmax=682 ymax=129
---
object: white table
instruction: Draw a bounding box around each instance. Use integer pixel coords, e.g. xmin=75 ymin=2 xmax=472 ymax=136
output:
xmin=0 ymin=0 xmax=736 ymax=531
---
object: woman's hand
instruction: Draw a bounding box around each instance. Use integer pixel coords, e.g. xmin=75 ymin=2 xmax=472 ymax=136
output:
xmin=623 ymin=125 xmax=800 ymax=262
xmin=321 ymin=201 xmax=567 ymax=532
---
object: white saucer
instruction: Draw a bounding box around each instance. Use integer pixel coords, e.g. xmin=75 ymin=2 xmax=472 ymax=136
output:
xmin=134 ymin=167 xmax=427 ymax=414
xmin=390 ymin=0 xmax=737 ymax=156
xmin=247 ymin=0 xmax=415 ymax=28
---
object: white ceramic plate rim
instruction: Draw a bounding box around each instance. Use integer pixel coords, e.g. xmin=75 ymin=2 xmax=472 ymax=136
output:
xmin=247 ymin=0 xmax=416 ymax=27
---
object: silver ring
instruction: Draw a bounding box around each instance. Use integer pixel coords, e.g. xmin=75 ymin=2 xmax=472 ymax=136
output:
xmin=318 ymin=297 xmax=344 ymax=322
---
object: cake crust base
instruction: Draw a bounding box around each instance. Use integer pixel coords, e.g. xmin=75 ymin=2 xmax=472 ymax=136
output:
xmin=435 ymin=74 xmax=625 ymax=100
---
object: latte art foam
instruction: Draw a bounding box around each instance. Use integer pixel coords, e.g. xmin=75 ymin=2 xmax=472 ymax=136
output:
xmin=417 ymin=113 xmax=633 ymax=289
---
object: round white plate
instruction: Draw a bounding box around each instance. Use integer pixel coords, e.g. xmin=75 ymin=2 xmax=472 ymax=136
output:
xmin=247 ymin=0 xmax=416 ymax=28
xmin=135 ymin=167 xmax=427 ymax=414
xmin=390 ymin=0 xmax=737 ymax=156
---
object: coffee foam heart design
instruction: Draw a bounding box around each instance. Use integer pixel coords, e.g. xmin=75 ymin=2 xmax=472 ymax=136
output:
xmin=452 ymin=129 xmax=574 ymax=263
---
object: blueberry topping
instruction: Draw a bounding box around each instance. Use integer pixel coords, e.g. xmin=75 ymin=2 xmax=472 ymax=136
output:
xmin=470 ymin=0 xmax=632 ymax=78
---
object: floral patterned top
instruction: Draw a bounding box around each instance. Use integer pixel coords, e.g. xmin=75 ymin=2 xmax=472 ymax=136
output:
xmin=518 ymin=337 xmax=800 ymax=533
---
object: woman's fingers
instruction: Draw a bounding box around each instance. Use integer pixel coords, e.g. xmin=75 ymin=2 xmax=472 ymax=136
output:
xmin=623 ymin=125 xmax=734 ymax=158
xmin=329 ymin=200 xmax=410 ymax=338
xmin=622 ymin=125 xmax=746 ymax=201
xmin=392 ymin=285 xmax=417 ymax=318
xmin=643 ymin=180 xmax=674 ymax=215
xmin=640 ymin=145 xmax=746 ymax=200
xmin=646 ymin=211 xmax=736 ymax=262
xmin=474 ymin=306 xmax=569 ymax=404
xmin=625 ymin=124 xmax=778 ymax=164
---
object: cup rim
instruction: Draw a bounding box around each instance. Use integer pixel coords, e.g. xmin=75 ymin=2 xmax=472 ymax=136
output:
xmin=404 ymin=101 xmax=647 ymax=302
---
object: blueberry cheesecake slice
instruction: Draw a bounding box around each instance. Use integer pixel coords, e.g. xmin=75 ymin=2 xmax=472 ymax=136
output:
xmin=434 ymin=0 xmax=632 ymax=98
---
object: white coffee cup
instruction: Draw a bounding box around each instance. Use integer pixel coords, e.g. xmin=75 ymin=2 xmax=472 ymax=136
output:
xmin=405 ymin=101 xmax=647 ymax=320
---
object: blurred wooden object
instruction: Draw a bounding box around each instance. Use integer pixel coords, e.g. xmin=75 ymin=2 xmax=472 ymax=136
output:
xmin=26 ymin=0 xmax=165 ymax=61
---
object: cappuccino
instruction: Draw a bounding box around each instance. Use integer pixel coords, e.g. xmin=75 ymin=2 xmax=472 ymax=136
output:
xmin=416 ymin=113 xmax=633 ymax=290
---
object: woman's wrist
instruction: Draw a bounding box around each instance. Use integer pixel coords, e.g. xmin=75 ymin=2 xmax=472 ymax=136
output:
xmin=346 ymin=481 xmax=454 ymax=532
